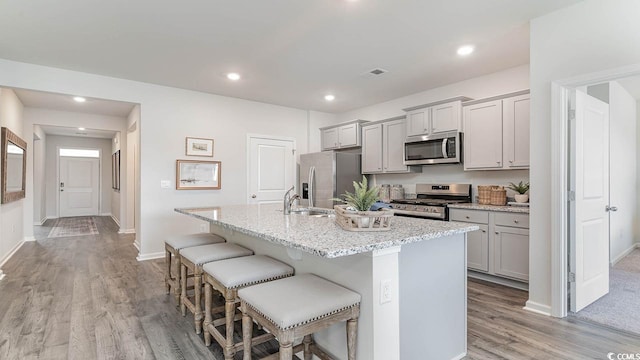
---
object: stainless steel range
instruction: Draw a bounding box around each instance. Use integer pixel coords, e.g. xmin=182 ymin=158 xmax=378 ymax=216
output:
xmin=390 ymin=183 xmax=472 ymax=220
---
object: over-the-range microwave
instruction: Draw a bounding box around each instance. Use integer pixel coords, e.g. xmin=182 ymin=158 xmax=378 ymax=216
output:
xmin=404 ymin=131 xmax=462 ymax=165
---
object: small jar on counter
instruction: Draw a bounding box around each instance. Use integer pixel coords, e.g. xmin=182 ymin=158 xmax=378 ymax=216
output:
xmin=379 ymin=184 xmax=391 ymax=203
xmin=390 ymin=184 xmax=405 ymax=201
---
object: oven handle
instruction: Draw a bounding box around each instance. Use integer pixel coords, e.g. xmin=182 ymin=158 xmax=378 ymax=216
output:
xmin=442 ymin=138 xmax=449 ymax=159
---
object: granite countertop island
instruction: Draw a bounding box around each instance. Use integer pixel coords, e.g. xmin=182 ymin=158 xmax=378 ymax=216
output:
xmin=175 ymin=203 xmax=477 ymax=360
xmin=176 ymin=204 xmax=478 ymax=258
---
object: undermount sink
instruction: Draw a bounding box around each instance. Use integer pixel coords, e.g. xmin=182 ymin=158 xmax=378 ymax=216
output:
xmin=287 ymin=208 xmax=334 ymax=218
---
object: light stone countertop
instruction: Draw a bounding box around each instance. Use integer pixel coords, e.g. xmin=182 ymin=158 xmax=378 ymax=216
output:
xmin=175 ymin=204 xmax=478 ymax=258
xmin=448 ymin=203 xmax=530 ymax=214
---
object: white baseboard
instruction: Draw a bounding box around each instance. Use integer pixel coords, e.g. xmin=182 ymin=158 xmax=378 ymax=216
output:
xmin=136 ymin=251 xmax=164 ymax=262
xmin=33 ymin=217 xmax=47 ymax=226
xmin=0 ymin=239 xmax=26 ymax=268
xmin=120 ymin=228 xmax=136 ymax=234
xmin=611 ymin=243 xmax=639 ymax=265
xmin=24 ymin=236 xmax=36 ymax=242
xmin=108 ymin=214 xmax=121 ymax=227
xmin=132 ymin=241 xmax=140 ymax=251
xmin=451 ymin=352 xmax=467 ymax=360
xmin=523 ymin=300 xmax=552 ymax=316
xmin=0 ymin=270 xmax=5 ymax=281
xmin=468 ymin=271 xmax=529 ymax=291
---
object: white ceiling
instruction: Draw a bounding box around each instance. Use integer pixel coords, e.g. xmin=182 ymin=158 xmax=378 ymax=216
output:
xmin=13 ymin=88 xmax=136 ymax=117
xmin=0 ymin=0 xmax=581 ymax=113
xmin=39 ymin=125 xmax=116 ymax=139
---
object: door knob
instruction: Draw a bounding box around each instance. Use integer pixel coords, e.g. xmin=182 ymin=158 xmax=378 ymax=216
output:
xmin=251 ymin=194 xmax=257 ymax=199
xmin=605 ymin=205 xmax=618 ymax=212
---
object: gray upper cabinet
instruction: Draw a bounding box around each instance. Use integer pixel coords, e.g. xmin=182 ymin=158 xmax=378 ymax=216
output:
xmin=463 ymin=90 xmax=530 ymax=171
xmin=320 ymin=120 xmax=368 ymax=151
xmin=404 ymin=98 xmax=469 ymax=137
xmin=361 ymin=117 xmax=421 ymax=174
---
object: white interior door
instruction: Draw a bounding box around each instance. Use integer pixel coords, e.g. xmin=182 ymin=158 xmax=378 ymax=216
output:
xmin=59 ymin=156 xmax=100 ymax=217
xmin=570 ymin=90 xmax=610 ymax=312
xmin=248 ymin=136 xmax=295 ymax=204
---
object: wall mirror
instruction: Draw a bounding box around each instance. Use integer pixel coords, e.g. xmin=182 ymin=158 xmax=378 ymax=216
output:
xmin=1 ymin=127 xmax=27 ymax=204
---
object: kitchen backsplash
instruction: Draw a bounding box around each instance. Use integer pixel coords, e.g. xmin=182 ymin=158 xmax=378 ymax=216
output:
xmin=369 ymin=164 xmax=529 ymax=200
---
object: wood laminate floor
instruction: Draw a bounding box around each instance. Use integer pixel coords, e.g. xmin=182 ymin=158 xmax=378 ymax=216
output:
xmin=0 ymin=216 xmax=638 ymax=360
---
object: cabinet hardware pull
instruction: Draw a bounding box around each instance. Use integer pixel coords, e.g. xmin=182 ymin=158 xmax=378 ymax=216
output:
xmin=514 ymin=220 xmax=519 ymax=223
xmin=465 ymin=216 xmax=470 ymax=219
xmin=509 ymin=160 xmax=514 ymax=163
xmin=481 ymin=230 xmax=486 ymax=233
xmin=495 ymin=232 xmax=499 ymax=235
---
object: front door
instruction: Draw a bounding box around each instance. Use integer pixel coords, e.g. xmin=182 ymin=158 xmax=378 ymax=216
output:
xmin=570 ymin=90 xmax=610 ymax=312
xmin=247 ymin=136 xmax=295 ymax=204
xmin=59 ymin=155 xmax=100 ymax=217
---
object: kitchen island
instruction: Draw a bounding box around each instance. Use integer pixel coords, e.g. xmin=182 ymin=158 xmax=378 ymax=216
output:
xmin=176 ymin=204 xmax=478 ymax=360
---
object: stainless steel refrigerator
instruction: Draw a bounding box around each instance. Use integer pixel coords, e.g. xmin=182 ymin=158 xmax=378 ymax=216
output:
xmin=299 ymin=152 xmax=362 ymax=209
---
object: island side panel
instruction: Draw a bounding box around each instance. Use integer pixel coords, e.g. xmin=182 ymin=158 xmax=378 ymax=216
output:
xmin=210 ymin=223 xmax=378 ymax=360
xmin=399 ymin=233 xmax=467 ymax=360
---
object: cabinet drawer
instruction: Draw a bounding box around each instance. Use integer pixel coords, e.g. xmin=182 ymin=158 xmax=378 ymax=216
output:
xmin=494 ymin=212 xmax=529 ymax=229
xmin=449 ymin=209 xmax=489 ymax=224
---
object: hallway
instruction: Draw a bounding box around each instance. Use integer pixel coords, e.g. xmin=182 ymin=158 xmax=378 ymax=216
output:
xmin=0 ymin=217 xmax=638 ymax=359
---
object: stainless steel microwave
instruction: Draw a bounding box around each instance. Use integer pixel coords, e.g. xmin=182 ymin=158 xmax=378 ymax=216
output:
xmin=404 ymin=131 xmax=462 ymax=165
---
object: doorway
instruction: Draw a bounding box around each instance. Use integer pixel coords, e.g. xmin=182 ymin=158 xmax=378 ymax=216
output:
xmin=247 ymin=135 xmax=296 ymax=205
xmin=58 ymin=148 xmax=101 ymax=217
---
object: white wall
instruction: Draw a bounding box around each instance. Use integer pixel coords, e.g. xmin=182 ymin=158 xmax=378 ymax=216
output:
xmin=336 ymin=65 xmax=531 ymax=192
xmin=111 ymin=131 xmax=121 ymax=224
xmin=608 ymin=81 xmax=637 ymax=263
xmin=0 ymin=59 xmax=337 ymax=259
xmin=0 ymin=88 xmax=25 ymax=276
xmin=308 ymin=110 xmax=339 ymax=152
xmin=44 ymin=135 xmax=113 ymax=218
xmin=32 ymin=125 xmax=47 ymax=224
xmin=530 ymin=0 xmax=640 ymax=313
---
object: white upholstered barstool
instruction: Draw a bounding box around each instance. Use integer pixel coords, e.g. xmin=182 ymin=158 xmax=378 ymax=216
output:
xmin=165 ymin=233 xmax=226 ymax=305
xmin=202 ymin=255 xmax=294 ymax=360
xmin=239 ymin=273 xmax=361 ymax=360
xmin=180 ymin=243 xmax=254 ymax=334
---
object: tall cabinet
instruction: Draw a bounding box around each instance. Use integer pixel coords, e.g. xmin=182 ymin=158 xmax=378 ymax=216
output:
xmin=463 ymin=90 xmax=530 ymax=170
xmin=361 ymin=116 xmax=421 ymax=174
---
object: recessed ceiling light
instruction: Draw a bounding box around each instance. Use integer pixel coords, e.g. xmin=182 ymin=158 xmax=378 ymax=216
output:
xmin=78 ymin=127 xmax=86 ymax=131
xmin=227 ymin=73 xmax=241 ymax=81
xmin=73 ymin=96 xmax=86 ymax=103
xmin=457 ymin=45 xmax=475 ymax=56
xmin=324 ymin=94 xmax=336 ymax=102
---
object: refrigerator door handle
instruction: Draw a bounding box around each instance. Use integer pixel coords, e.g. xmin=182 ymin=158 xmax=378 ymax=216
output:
xmin=309 ymin=166 xmax=315 ymax=207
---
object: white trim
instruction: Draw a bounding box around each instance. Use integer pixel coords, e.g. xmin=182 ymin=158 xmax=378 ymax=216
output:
xmin=33 ymin=217 xmax=47 ymax=226
xmin=121 ymin=228 xmax=136 ymax=234
xmin=108 ymin=213 xmax=120 ymax=227
xmin=523 ymin=301 xmax=552 ymax=316
xmin=136 ymin=251 xmax=164 ymax=262
xmin=467 ymin=272 xmax=528 ymax=291
xmin=132 ymin=240 xmax=140 ymax=251
xmin=611 ymin=243 xmax=639 ymax=266
xmin=57 ymin=146 xmax=102 ymax=217
xmin=550 ymin=62 xmax=640 ymax=319
xmin=0 ymin=270 xmax=5 ymax=281
xmin=371 ymin=246 xmax=401 ymax=257
xmin=451 ymin=352 xmax=467 ymax=360
xmin=24 ymin=236 xmax=36 ymax=242
xmin=0 ymin=239 xmax=26 ymax=268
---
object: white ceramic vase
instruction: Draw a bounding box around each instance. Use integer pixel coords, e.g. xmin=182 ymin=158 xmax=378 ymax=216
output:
xmin=514 ymin=194 xmax=529 ymax=203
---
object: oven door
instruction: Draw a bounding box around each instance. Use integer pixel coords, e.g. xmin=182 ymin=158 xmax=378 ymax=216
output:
xmin=404 ymin=132 xmax=461 ymax=165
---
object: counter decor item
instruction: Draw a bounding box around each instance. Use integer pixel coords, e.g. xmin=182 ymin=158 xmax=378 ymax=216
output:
xmin=490 ymin=186 xmax=507 ymax=206
xmin=507 ymin=181 xmax=530 ymax=203
xmin=333 ymin=176 xmax=393 ymax=231
xmin=380 ymin=184 xmax=391 ymax=203
xmin=390 ymin=184 xmax=404 ymax=200
xmin=477 ymin=185 xmax=492 ymax=204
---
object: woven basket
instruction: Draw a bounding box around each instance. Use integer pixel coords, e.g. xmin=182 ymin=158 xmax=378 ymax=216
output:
xmin=334 ymin=205 xmax=394 ymax=232
xmin=490 ymin=187 xmax=507 ymax=206
xmin=478 ymin=186 xmax=493 ymax=205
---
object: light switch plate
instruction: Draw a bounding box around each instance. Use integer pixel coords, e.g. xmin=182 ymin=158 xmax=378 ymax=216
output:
xmin=160 ymin=180 xmax=171 ymax=189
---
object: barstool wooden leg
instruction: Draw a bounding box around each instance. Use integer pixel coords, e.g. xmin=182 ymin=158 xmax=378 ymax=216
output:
xmin=347 ymin=318 xmax=358 ymax=360
xmin=302 ymin=335 xmax=313 ymax=360
xmin=223 ymin=289 xmax=236 ymax=360
xmin=242 ymin=310 xmax=253 ymax=360
xmin=165 ymin=249 xmax=171 ymax=294
xmin=279 ymin=332 xmax=294 ymax=360
xmin=180 ymin=264 xmax=187 ymax=316
xmin=175 ymin=256 xmax=183 ymax=306
xmin=194 ymin=269 xmax=203 ymax=334
xmin=203 ymin=283 xmax=213 ymax=346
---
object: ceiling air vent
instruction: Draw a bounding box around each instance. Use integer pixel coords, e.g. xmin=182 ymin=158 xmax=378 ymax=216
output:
xmin=368 ymin=68 xmax=388 ymax=75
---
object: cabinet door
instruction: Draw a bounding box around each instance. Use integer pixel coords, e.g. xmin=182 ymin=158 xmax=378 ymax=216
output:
xmin=406 ymin=108 xmax=429 ymax=136
xmin=503 ymin=94 xmax=530 ymax=168
xmin=383 ymin=119 xmax=409 ymax=173
xmin=431 ymin=101 xmax=461 ymax=134
xmin=493 ymin=225 xmax=529 ymax=281
xmin=463 ymin=100 xmax=503 ymax=170
xmin=338 ymin=124 xmax=358 ymax=148
xmin=321 ymin=128 xmax=339 ymax=150
xmin=361 ymin=124 xmax=383 ymax=173
xmin=467 ymin=224 xmax=489 ymax=272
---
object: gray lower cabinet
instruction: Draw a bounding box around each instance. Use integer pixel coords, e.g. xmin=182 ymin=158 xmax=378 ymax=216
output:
xmin=450 ymin=208 xmax=529 ymax=283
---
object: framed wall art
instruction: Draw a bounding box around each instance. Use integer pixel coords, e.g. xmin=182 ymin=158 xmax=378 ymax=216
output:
xmin=176 ymin=160 xmax=221 ymax=190
xmin=185 ymin=137 xmax=214 ymax=157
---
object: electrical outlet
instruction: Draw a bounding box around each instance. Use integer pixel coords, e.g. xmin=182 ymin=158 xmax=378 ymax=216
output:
xmin=380 ymin=279 xmax=392 ymax=304
xmin=160 ymin=180 xmax=171 ymax=189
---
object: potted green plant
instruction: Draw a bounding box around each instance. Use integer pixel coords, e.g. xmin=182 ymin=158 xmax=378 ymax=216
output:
xmin=333 ymin=176 xmax=392 ymax=231
xmin=507 ymin=181 xmax=530 ymax=203
xmin=334 ymin=175 xmax=380 ymax=212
